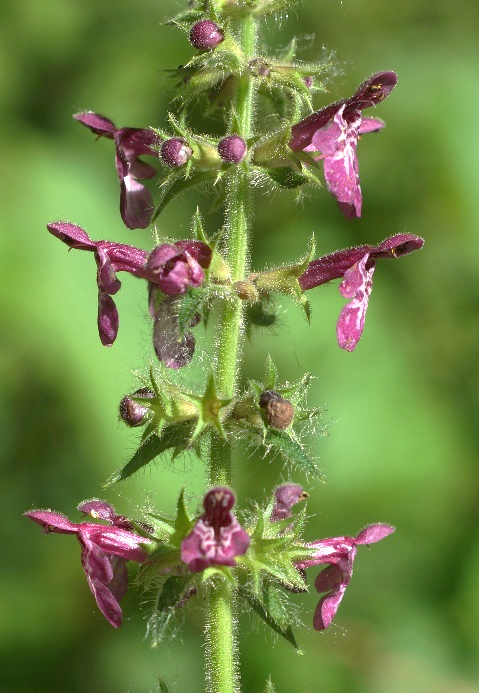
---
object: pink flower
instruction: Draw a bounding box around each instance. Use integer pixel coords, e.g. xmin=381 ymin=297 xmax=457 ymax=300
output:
xmin=290 ymin=71 xmax=397 ymax=218
xmin=296 ymin=524 xmax=395 ymax=630
xmin=25 ymin=500 xmax=152 ymax=627
xmin=298 ymin=233 xmax=424 ymax=351
xmin=181 ymin=488 xmax=250 ymax=572
xmin=47 ymin=222 xmax=210 ymax=349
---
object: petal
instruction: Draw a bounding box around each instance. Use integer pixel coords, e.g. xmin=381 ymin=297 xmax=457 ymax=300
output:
xmin=108 ymin=557 xmax=129 ymax=603
xmin=372 ymin=233 xmax=425 ymax=259
xmin=120 ymin=175 xmax=154 ymax=230
xmin=80 ymin=533 xmax=114 ymax=585
xmin=359 ymin=116 xmax=385 ymax=135
xmin=314 ymin=563 xmax=343 ymax=593
xmin=77 ymin=499 xmax=117 ymax=522
xmin=152 ymin=298 xmax=196 ymax=369
xmin=355 ymin=523 xmax=395 ymax=545
xmin=298 ymin=245 xmax=373 ymax=290
xmin=85 ymin=525 xmax=150 ymax=563
xmin=271 ymin=484 xmax=308 ymax=521
xmin=290 ymin=101 xmax=346 ymax=151
xmin=336 ymin=256 xmax=375 ymax=351
xmin=73 ymin=111 xmax=116 ymax=137
xmin=24 ymin=509 xmax=78 ymax=534
xmin=316 ymin=107 xmax=363 ymax=218
xmin=47 ymin=221 xmax=96 ymax=250
xmin=98 ymin=293 xmax=119 ymax=346
xmin=313 ymin=583 xmax=347 ymax=630
xmin=86 ymin=575 xmax=123 ymax=628
xmin=96 ymin=246 xmax=121 ymax=295
xmin=115 ymin=127 xmax=160 ymax=162
xmin=348 ymin=71 xmax=398 ymax=111
xmin=175 ymin=240 xmax=212 ymax=269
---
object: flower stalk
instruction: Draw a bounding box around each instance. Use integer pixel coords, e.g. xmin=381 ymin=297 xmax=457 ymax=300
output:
xmin=206 ymin=12 xmax=258 ymax=693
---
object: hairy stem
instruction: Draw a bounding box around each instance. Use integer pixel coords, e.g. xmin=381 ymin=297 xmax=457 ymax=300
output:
xmin=205 ymin=12 xmax=257 ymax=693
xmin=205 ymin=578 xmax=238 ymax=693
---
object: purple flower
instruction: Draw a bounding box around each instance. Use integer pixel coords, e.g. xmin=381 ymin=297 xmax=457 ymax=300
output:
xmin=271 ymin=484 xmax=308 ymax=522
xmin=47 ymin=222 xmax=210 ymax=348
xmin=296 ymin=524 xmax=394 ymax=630
xmin=146 ymin=243 xmax=206 ymax=296
xmin=25 ymin=501 xmax=152 ymax=628
xmin=290 ymin=71 xmax=397 ymax=218
xmin=181 ymin=488 xmax=250 ymax=572
xmin=73 ymin=112 xmax=161 ymax=229
xmin=298 ymin=233 xmax=424 ymax=351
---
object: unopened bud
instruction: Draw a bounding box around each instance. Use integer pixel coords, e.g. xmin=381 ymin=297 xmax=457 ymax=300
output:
xmin=259 ymin=390 xmax=294 ymax=430
xmin=161 ymin=138 xmax=192 ymax=168
xmin=189 ymin=20 xmax=224 ymax=51
xmin=218 ymin=135 xmax=247 ymax=164
xmin=119 ymin=388 xmax=155 ymax=427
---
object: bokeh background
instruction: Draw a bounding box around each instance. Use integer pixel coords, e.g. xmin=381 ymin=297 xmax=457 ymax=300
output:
xmin=2 ymin=0 xmax=479 ymax=691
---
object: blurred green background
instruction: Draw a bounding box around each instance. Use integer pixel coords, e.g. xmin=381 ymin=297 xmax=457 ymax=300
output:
xmin=2 ymin=0 xmax=479 ymax=691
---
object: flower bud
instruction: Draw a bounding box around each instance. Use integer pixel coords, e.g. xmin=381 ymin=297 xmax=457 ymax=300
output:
xmin=119 ymin=388 xmax=155 ymax=427
xmin=218 ymin=135 xmax=247 ymax=164
xmin=161 ymin=138 xmax=192 ymax=168
xmin=259 ymin=390 xmax=294 ymax=430
xmin=189 ymin=20 xmax=224 ymax=50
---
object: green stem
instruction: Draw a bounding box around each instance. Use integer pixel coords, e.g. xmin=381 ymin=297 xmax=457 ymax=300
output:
xmin=205 ymin=13 xmax=258 ymax=693
xmin=205 ymin=575 xmax=238 ymax=693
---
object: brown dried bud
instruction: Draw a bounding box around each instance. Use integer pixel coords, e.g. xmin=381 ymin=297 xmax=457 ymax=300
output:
xmin=259 ymin=390 xmax=294 ymax=430
xmin=119 ymin=388 xmax=155 ymax=427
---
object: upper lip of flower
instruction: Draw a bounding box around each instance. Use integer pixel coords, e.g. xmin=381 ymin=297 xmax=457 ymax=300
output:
xmin=289 ymin=71 xmax=398 ymax=151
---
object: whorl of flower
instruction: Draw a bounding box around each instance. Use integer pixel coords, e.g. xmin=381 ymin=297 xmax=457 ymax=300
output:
xmin=47 ymin=222 xmax=211 ymax=347
xmin=181 ymin=488 xmax=250 ymax=572
xmin=218 ymin=135 xmax=248 ymax=164
xmin=270 ymin=484 xmax=309 ymax=522
xmin=296 ymin=523 xmax=395 ymax=630
xmin=298 ymin=233 xmax=424 ymax=352
xmin=73 ymin=112 xmax=160 ymax=229
xmin=160 ymin=138 xmax=193 ymax=168
xmin=24 ymin=501 xmax=152 ymax=628
xmin=189 ymin=20 xmax=224 ymax=50
xmin=119 ymin=388 xmax=155 ymax=427
xmin=290 ymin=71 xmax=398 ymax=218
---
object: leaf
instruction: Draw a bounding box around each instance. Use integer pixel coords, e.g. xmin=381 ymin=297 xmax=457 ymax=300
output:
xmin=237 ymin=586 xmax=299 ymax=650
xmin=158 ymin=574 xmax=193 ymax=611
xmin=153 ymin=171 xmax=219 ymax=220
xmin=264 ymin=678 xmax=277 ymax=693
xmin=264 ymin=429 xmax=323 ymax=479
xmin=177 ymin=288 xmax=205 ymax=333
xmin=158 ymin=677 xmax=173 ymax=693
xmin=105 ymin=423 xmax=194 ymax=485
